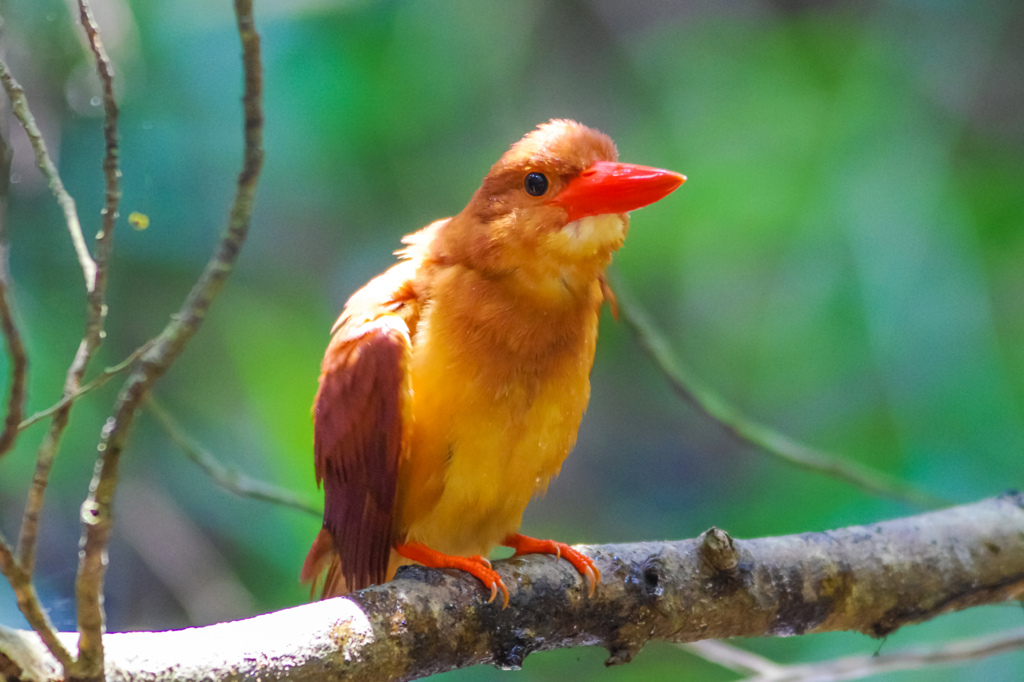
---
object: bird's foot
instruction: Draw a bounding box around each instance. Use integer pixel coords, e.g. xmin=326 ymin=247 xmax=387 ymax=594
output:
xmin=395 ymin=541 xmax=510 ymax=608
xmin=502 ymin=533 xmax=601 ymax=597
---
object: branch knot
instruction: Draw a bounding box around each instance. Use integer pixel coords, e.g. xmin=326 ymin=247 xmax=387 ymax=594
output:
xmin=699 ymin=526 xmax=739 ymax=575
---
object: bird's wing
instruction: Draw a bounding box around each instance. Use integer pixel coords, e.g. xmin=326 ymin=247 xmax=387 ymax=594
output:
xmin=305 ymin=261 xmax=419 ymax=594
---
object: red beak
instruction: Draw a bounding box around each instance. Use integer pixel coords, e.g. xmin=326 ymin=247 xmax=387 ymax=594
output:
xmin=549 ymin=161 xmax=686 ymax=223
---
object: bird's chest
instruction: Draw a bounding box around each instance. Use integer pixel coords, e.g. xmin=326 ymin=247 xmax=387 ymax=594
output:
xmin=395 ymin=277 xmax=601 ymax=554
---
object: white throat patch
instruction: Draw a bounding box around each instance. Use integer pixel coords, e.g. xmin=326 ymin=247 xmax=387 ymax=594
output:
xmin=558 ymin=214 xmax=627 ymax=256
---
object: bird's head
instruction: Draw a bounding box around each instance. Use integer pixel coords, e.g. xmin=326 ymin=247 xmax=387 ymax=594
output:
xmin=437 ymin=120 xmax=685 ymax=302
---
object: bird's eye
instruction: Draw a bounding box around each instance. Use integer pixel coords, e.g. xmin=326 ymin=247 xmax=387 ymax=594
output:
xmin=524 ymin=172 xmax=549 ymax=197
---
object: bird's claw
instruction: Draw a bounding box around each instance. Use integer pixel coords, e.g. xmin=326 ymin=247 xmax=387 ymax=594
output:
xmin=581 ymin=562 xmax=601 ymax=597
xmin=503 ymin=534 xmax=601 ymax=598
xmin=483 ymin=576 xmax=510 ymax=608
xmin=470 ymin=555 xmax=492 ymax=571
xmin=394 ymin=542 xmax=509 ymax=608
xmin=467 ymin=555 xmax=509 ymax=608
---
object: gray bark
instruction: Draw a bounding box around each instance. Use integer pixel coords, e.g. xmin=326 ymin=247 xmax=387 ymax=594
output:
xmin=2 ymin=492 xmax=1022 ymax=681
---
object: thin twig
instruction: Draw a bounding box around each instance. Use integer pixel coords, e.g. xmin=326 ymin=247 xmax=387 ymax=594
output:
xmin=147 ymin=397 xmax=320 ymax=517
xmin=16 ymin=342 xmax=147 ymax=571
xmin=16 ymin=343 xmax=149 ymax=433
xmin=614 ymin=283 xmax=949 ymax=509
xmin=0 ymin=29 xmax=119 ymax=676
xmin=71 ymin=3 xmax=264 ymax=678
xmin=19 ymin=411 xmax=85 ymax=575
xmin=0 ymin=149 xmax=26 ymax=459
xmin=0 ymin=57 xmax=95 ymax=289
xmin=0 ymin=2 xmax=121 ymax=585
xmin=726 ymin=626 xmax=1024 ymax=681
xmin=0 ymin=535 xmax=75 ymax=671
xmin=681 ymin=640 xmax=784 ymax=676
xmin=0 ymin=248 xmax=26 ymax=460
xmin=16 ymin=0 xmax=123 ymax=581
xmin=75 ymin=0 xmax=120 ymax=287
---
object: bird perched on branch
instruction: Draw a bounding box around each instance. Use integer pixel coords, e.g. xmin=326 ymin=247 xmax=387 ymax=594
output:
xmin=302 ymin=120 xmax=685 ymax=607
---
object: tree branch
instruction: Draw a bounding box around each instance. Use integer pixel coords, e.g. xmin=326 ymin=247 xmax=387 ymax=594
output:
xmin=70 ymin=3 xmax=264 ymax=677
xmin=0 ymin=538 xmax=75 ymax=672
xmin=16 ymin=344 xmax=150 ymax=434
xmin=2 ymin=494 xmax=1020 ymax=681
xmin=145 ymin=396 xmax=321 ymax=518
xmin=682 ymin=626 xmax=1024 ymax=681
xmin=0 ymin=58 xmax=94 ymax=288
xmin=0 ymin=228 xmax=26 ymax=462
xmin=74 ymin=0 xmax=120 ymax=286
xmin=613 ymin=284 xmax=950 ymax=509
xmin=681 ymin=639 xmax=786 ymax=677
xmin=9 ymin=0 xmax=121 ymax=577
xmin=0 ymin=12 xmax=120 ymax=672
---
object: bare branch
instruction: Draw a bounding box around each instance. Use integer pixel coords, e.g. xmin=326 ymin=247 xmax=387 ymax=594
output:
xmin=19 ymin=416 xmax=83 ymax=575
xmin=1 ymin=0 xmax=122 ymax=580
xmin=0 ymin=58 xmax=95 ymax=289
xmin=74 ymin=0 xmax=120 ymax=288
xmin=16 ymin=343 xmax=148 ymax=575
xmin=681 ymin=628 xmax=1024 ymax=682
xmin=0 ymin=28 xmax=120 ymax=673
xmin=0 ymin=536 xmax=74 ymax=671
xmin=2 ymin=494 xmax=1022 ymax=681
xmin=71 ymin=3 xmax=264 ymax=677
xmin=146 ymin=397 xmax=320 ymax=518
xmin=0 ymin=81 xmax=26 ymax=463
xmin=732 ymin=626 xmax=1024 ymax=681
xmin=0 ymin=249 xmax=26 ymax=461
xmin=614 ymin=284 xmax=949 ymax=509
xmin=681 ymin=640 xmax=784 ymax=676
xmin=16 ymin=343 xmax=149 ymax=434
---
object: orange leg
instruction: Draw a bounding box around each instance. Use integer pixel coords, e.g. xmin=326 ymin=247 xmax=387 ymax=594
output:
xmin=395 ymin=541 xmax=510 ymax=608
xmin=502 ymin=533 xmax=602 ymax=597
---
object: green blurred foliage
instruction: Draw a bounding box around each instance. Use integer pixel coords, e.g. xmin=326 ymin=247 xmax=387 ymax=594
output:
xmin=1 ymin=0 xmax=1023 ymax=679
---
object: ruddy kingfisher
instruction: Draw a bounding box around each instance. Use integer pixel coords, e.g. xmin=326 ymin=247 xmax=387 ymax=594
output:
xmin=302 ymin=120 xmax=685 ymax=607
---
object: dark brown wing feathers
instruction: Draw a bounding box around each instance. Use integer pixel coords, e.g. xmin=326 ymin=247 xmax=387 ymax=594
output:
xmin=311 ymin=314 xmax=412 ymax=594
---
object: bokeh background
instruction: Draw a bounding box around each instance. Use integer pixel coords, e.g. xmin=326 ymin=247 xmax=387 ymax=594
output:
xmin=2 ymin=0 xmax=1023 ymax=679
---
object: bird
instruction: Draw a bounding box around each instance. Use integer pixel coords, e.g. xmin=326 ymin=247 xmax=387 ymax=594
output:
xmin=301 ymin=119 xmax=685 ymax=607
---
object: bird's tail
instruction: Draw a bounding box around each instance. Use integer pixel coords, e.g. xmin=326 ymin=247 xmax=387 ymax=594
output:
xmin=301 ymin=529 xmax=411 ymax=599
xmin=300 ymin=528 xmax=349 ymax=599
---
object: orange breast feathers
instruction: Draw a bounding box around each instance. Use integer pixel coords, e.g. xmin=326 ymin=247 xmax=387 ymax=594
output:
xmin=302 ymin=119 xmax=685 ymax=606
